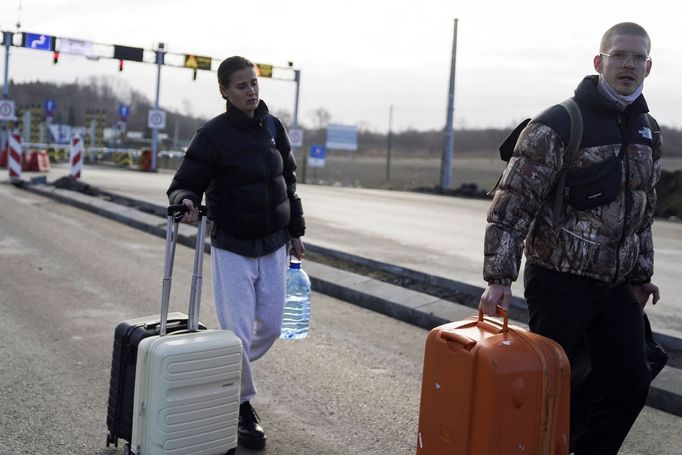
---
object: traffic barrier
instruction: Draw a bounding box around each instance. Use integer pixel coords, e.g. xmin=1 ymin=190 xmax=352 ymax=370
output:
xmin=23 ymin=149 xmax=51 ymax=172
xmin=47 ymin=147 xmax=57 ymax=163
xmin=138 ymin=148 xmax=152 ymax=171
xmin=8 ymin=134 xmax=22 ymax=181
xmin=112 ymin=151 xmax=132 ymax=167
xmin=70 ymin=135 xmax=84 ymax=179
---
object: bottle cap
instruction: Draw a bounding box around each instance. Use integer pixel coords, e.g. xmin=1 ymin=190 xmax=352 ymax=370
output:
xmin=289 ymin=258 xmax=302 ymax=269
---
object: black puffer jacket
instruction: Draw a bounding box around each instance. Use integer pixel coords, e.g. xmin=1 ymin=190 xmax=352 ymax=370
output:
xmin=167 ymin=100 xmax=305 ymax=257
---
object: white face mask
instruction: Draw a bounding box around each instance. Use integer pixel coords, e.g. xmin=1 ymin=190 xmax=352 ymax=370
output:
xmin=597 ymin=74 xmax=643 ymax=110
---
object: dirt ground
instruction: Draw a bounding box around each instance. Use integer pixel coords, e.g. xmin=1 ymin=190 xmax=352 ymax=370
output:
xmin=154 ymin=151 xmax=682 ymax=218
xmin=298 ymin=153 xmax=682 ymax=193
xmin=297 ymin=153 xmax=682 ymax=219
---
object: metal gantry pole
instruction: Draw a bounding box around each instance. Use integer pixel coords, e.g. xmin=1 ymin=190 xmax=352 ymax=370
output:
xmin=292 ymin=69 xmax=300 ymax=130
xmin=293 ymin=68 xmax=307 ymax=183
xmin=1 ymin=31 xmax=12 ymax=152
xmin=151 ymin=42 xmax=164 ymax=172
xmin=440 ymin=18 xmax=458 ymax=190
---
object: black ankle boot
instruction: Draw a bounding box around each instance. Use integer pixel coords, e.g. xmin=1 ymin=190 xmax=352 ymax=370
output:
xmin=238 ymin=401 xmax=266 ymax=450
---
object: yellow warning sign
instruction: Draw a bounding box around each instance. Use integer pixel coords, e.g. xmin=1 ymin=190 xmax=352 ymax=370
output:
xmin=255 ymin=63 xmax=273 ymax=78
xmin=184 ymin=55 xmax=212 ymax=71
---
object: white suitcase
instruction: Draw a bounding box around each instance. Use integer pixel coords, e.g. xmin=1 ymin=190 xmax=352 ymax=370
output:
xmin=128 ymin=205 xmax=242 ymax=455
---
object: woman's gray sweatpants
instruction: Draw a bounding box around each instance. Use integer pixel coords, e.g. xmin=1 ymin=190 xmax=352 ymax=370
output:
xmin=211 ymin=245 xmax=287 ymax=404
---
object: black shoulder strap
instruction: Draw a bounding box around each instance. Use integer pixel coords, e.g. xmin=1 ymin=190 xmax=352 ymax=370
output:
xmin=498 ymin=118 xmax=531 ymax=162
xmin=646 ymin=113 xmax=662 ymax=157
xmin=265 ymin=115 xmax=278 ymax=143
xmin=551 ymin=98 xmax=583 ymax=226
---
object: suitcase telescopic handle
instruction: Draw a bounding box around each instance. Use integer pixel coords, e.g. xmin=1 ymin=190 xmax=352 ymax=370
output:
xmin=167 ymin=204 xmax=208 ymax=217
xmin=477 ymin=305 xmax=510 ymax=333
xmin=160 ymin=204 xmax=208 ymax=336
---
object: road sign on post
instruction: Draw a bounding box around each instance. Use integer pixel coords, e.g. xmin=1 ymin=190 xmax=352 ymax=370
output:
xmin=119 ymin=104 xmax=130 ymax=121
xmin=308 ymin=144 xmax=326 ymax=168
xmin=44 ymin=99 xmax=56 ymax=118
xmin=0 ymin=100 xmax=15 ymax=121
xmin=289 ymin=128 xmax=303 ymax=147
xmin=147 ymin=109 xmax=166 ymax=130
xmin=326 ymin=124 xmax=358 ymax=151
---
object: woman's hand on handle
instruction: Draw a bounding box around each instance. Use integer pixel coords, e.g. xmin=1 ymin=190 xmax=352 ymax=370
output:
xmin=479 ymin=284 xmax=512 ymax=317
xmin=180 ymin=199 xmax=199 ymax=224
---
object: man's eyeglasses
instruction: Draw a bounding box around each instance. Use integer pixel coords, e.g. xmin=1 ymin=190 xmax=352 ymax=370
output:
xmin=600 ymin=51 xmax=650 ymax=68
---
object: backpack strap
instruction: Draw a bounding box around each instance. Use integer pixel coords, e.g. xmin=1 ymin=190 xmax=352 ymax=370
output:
xmin=646 ymin=113 xmax=662 ymax=160
xmin=551 ymin=98 xmax=583 ymax=226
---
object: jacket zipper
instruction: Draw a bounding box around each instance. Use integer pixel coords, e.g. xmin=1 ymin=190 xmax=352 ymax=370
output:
xmin=261 ymin=123 xmax=273 ymax=234
xmin=614 ymin=113 xmax=631 ymax=284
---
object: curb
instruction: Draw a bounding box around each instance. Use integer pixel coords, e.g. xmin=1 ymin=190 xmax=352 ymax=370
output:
xmin=16 ymin=180 xmax=682 ymax=417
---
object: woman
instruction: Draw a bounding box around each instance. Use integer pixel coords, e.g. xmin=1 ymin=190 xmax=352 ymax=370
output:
xmin=167 ymin=55 xmax=305 ymax=451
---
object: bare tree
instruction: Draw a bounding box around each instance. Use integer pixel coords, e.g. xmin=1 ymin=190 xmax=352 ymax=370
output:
xmin=274 ymin=109 xmax=292 ymax=127
xmin=308 ymin=107 xmax=331 ymax=129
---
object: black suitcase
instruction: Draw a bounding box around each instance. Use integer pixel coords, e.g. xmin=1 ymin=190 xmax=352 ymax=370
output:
xmin=105 ymin=205 xmax=207 ymax=448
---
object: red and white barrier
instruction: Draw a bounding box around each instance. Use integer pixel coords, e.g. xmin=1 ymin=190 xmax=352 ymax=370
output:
xmin=8 ymin=134 xmax=22 ymax=182
xmin=70 ymin=135 xmax=83 ymax=179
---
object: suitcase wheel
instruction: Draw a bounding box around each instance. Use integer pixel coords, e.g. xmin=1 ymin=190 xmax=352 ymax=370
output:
xmin=106 ymin=432 xmax=118 ymax=448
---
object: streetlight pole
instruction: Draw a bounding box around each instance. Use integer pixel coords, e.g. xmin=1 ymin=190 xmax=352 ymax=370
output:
xmin=386 ymin=104 xmax=393 ymax=181
xmin=292 ymin=68 xmax=300 ymax=130
xmin=292 ymin=68 xmax=307 ymax=183
xmin=440 ymin=18 xmax=458 ymax=190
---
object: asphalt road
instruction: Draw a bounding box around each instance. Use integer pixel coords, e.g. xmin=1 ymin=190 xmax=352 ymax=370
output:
xmin=1 ymin=179 xmax=681 ymax=454
xmin=0 ymin=183 xmax=421 ymax=454
xmin=40 ymin=164 xmax=682 ymax=339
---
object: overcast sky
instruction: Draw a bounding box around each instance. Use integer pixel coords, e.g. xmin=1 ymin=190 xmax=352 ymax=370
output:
xmin=1 ymin=0 xmax=679 ymax=132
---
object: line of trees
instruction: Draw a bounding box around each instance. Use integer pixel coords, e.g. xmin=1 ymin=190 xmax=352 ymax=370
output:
xmin=8 ymin=79 xmax=681 ymax=156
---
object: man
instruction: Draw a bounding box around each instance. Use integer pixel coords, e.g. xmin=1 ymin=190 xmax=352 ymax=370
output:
xmin=479 ymin=22 xmax=661 ymax=455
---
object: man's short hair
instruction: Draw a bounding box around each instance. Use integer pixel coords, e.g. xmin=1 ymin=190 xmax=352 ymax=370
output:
xmin=600 ymin=22 xmax=651 ymax=54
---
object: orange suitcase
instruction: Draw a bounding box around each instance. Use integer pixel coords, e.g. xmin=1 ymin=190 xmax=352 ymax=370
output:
xmin=417 ymin=308 xmax=570 ymax=455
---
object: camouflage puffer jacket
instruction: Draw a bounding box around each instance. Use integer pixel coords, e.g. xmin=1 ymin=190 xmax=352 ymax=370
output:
xmin=483 ymin=76 xmax=662 ymax=286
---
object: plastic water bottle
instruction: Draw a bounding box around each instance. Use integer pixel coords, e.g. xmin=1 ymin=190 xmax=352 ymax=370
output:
xmin=280 ymin=258 xmax=311 ymax=340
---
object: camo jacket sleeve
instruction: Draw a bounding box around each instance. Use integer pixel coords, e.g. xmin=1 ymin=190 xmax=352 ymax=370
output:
xmin=627 ymin=125 xmax=663 ymax=285
xmin=483 ymin=122 xmax=565 ymax=285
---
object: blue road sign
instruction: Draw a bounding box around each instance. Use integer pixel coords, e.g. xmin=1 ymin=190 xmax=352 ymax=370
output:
xmin=44 ymin=99 xmax=56 ymax=114
xmin=310 ymin=145 xmax=326 ymax=159
xmin=308 ymin=144 xmax=326 ymax=168
xmin=23 ymin=33 xmax=54 ymax=51
xmin=119 ymin=104 xmax=130 ymax=120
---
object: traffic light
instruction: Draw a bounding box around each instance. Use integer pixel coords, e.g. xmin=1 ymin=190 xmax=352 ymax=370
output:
xmin=53 ymin=51 xmax=59 ymax=64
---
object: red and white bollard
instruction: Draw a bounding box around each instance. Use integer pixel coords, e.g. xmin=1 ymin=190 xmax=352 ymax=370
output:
xmin=70 ymin=134 xmax=83 ymax=179
xmin=8 ymin=134 xmax=22 ymax=182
